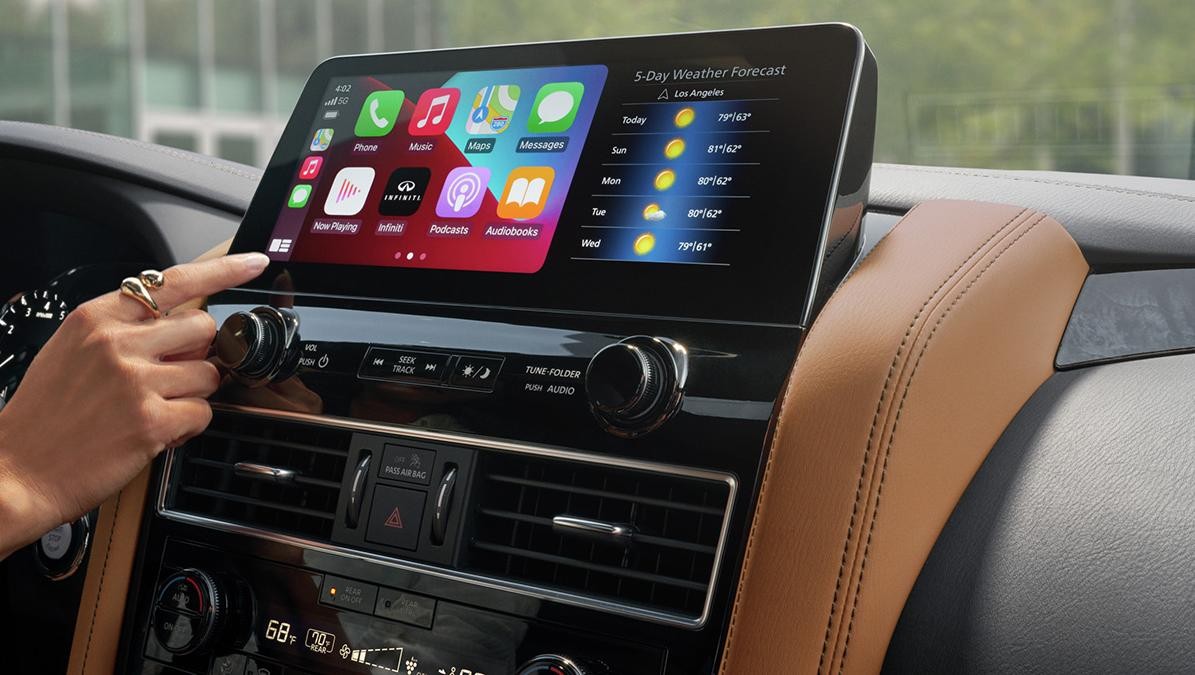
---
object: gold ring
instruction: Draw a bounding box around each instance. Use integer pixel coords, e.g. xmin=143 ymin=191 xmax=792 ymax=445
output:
xmin=120 ymin=277 xmax=160 ymax=318
xmin=140 ymin=269 xmax=165 ymax=290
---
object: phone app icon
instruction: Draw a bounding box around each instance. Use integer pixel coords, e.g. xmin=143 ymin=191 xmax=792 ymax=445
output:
xmin=497 ymin=166 xmax=555 ymax=220
xmin=355 ymin=90 xmax=405 ymax=137
xmin=465 ymin=85 xmax=520 ymax=134
xmin=528 ymin=82 xmax=584 ymax=133
xmin=408 ymin=88 xmax=460 ymax=136
xmin=287 ymin=184 xmax=312 ymax=208
xmin=380 ymin=168 xmax=431 ymax=216
xmin=298 ymin=155 xmax=324 ymax=180
xmin=324 ymin=167 xmax=375 ymax=216
xmin=310 ymin=128 xmax=334 ymax=151
xmin=436 ymin=166 xmax=491 ymax=218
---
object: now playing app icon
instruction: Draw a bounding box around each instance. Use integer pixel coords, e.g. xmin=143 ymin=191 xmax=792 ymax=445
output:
xmin=379 ymin=167 xmax=430 ymax=216
xmin=324 ymin=167 xmax=374 ymax=216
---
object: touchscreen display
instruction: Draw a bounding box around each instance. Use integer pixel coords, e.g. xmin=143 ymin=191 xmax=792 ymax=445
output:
xmin=234 ymin=25 xmax=870 ymax=324
xmin=266 ymin=66 xmax=607 ymax=273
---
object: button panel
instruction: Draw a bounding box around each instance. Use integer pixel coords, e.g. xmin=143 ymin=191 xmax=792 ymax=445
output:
xmin=356 ymin=345 xmax=515 ymax=393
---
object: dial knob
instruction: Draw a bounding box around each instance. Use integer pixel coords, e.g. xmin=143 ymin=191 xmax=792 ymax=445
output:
xmin=584 ymin=336 xmax=688 ymax=437
xmin=516 ymin=654 xmax=593 ymax=675
xmin=214 ymin=306 xmax=301 ymax=386
xmin=151 ymin=569 xmax=226 ymax=656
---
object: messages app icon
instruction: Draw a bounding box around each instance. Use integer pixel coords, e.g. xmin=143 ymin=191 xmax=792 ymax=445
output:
xmin=528 ymin=82 xmax=584 ymax=133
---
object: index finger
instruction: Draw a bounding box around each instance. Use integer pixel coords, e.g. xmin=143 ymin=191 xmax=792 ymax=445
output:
xmin=153 ymin=253 xmax=270 ymax=313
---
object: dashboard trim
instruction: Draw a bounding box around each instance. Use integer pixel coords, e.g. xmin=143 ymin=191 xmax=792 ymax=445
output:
xmin=801 ymin=23 xmax=868 ymax=328
xmin=156 ymin=402 xmax=739 ymax=630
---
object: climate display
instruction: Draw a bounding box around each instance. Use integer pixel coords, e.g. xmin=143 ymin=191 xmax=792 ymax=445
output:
xmin=266 ymin=65 xmax=607 ymax=274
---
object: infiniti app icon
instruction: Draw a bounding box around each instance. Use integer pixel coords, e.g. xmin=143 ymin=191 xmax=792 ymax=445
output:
xmin=379 ymin=167 xmax=431 ymax=216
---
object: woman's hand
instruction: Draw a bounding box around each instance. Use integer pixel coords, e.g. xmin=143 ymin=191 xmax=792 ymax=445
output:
xmin=0 ymin=252 xmax=268 ymax=557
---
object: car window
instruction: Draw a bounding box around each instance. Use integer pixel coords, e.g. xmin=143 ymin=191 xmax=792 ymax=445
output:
xmin=1 ymin=0 xmax=1191 ymax=178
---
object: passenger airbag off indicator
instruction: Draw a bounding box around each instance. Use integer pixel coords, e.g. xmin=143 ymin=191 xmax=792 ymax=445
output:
xmin=378 ymin=445 xmax=435 ymax=486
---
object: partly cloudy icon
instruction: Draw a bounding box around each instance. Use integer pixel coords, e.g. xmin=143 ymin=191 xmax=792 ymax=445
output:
xmin=643 ymin=203 xmax=667 ymax=221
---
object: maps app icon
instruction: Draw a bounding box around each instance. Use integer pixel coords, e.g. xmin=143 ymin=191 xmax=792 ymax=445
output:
xmin=466 ymin=84 xmax=520 ymax=134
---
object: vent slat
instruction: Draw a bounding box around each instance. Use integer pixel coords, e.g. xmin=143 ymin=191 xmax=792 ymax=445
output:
xmin=471 ymin=541 xmax=708 ymax=592
xmin=468 ymin=453 xmax=730 ymax=618
xmin=183 ymin=456 xmax=341 ymax=489
xmin=201 ymin=429 xmax=350 ymax=459
xmin=169 ymin=412 xmax=350 ymax=540
xmin=478 ymin=508 xmax=717 ymax=554
xmin=486 ymin=474 xmax=724 ymax=516
xmin=179 ymin=485 xmax=336 ymax=520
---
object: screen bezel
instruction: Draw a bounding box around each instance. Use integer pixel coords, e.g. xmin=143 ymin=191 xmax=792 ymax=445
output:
xmin=229 ymin=23 xmax=866 ymax=326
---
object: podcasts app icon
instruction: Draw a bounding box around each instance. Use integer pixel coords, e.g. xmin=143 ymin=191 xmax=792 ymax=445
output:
xmin=435 ymin=166 xmax=491 ymax=218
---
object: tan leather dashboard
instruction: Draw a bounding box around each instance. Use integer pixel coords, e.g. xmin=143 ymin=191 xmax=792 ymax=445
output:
xmin=719 ymin=200 xmax=1088 ymax=673
xmin=65 ymin=200 xmax=1087 ymax=674
xmin=66 ymin=240 xmax=232 ymax=675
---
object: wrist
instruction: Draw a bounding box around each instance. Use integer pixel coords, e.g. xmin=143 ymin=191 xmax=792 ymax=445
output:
xmin=0 ymin=421 xmax=53 ymax=559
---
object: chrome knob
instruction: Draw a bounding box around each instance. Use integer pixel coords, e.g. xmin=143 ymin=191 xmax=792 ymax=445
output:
xmin=584 ymin=336 xmax=687 ymax=437
xmin=213 ymin=306 xmax=300 ymax=386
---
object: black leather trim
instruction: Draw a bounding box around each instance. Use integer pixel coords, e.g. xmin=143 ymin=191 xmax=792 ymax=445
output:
xmin=0 ymin=121 xmax=262 ymax=215
xmin=884 ymin=354 xmax=1195 ymax=674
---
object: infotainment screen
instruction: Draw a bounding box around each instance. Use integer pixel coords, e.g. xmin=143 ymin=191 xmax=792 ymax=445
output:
xmin=231 ymin=24 xmax=873 ymax=325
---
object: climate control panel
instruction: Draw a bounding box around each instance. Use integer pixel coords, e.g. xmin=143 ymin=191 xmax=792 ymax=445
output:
xmin=137 ymin=541 xmax=660 ymax=675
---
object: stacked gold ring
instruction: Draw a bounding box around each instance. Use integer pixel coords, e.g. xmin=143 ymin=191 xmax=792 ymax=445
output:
xmin=119 ymin=269 xmax=166 ymax=318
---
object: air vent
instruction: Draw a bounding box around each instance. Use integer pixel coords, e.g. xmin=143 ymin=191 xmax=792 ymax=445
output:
xmin=465 ymin=452 xmax=732 ymax=620
xmin=168 ymin=412 xmax=350 ymax=540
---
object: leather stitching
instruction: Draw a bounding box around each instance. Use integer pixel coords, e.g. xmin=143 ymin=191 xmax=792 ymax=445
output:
xmin=81 ymin=489 xmax=121 ymax=673
xmin=836 ymin=212 xmax=1049 ymax=673
xmin=817 ymin=206 xmax=1031 ymax=674
xmin=878 ymin=163 xmax=1195 ymax=206
xmin=718 ymin=203 xmax=927 ymax=673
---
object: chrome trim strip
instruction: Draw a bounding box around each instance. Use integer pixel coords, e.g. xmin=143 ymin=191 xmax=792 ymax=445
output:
xmin=158 ymin=403 xmax=739 ymax=629
xmin=552 ymin=516 xmax=637 ymax=542
xmin=232 ymin=461 xmax=297 ymax=483
xmin=800 ymin=26 xmax=868 ymax=328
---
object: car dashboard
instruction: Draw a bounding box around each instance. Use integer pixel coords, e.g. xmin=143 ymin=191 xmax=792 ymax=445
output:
xmin=2 ymin=24 xmax=1195 ymax=675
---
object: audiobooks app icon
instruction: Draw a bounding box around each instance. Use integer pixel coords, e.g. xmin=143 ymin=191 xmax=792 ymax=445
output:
xmin=497 ymin=167 xmax=555 ymax=220
xmin=324 ymin=167 xmax=375 ymax=216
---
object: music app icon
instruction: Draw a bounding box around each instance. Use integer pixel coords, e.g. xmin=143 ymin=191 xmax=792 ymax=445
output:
xmin=408 ymin=88 xmax=460 ymax=136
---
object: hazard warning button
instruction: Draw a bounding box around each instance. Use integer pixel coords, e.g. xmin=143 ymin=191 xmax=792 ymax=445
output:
xmin=365 ymin=484 xmax=426 ymax=551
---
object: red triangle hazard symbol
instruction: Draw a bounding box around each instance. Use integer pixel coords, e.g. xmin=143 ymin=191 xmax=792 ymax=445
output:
xmin=384 ymin=507 xmax=404 ymax=529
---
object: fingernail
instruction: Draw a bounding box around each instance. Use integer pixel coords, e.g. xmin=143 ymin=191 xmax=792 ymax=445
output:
xmin=232 ymin=252 xmax=270 ymax=273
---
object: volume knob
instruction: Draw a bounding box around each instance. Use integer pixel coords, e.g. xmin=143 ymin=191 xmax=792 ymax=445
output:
xmin=214 ymin=306 xmax=301 ymax=386
xmin=584 ymin=336 xmax=687 ymax=437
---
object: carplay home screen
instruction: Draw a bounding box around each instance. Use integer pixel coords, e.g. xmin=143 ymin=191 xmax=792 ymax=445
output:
xmin=266 ymin=65 xmax=608 ymax=274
